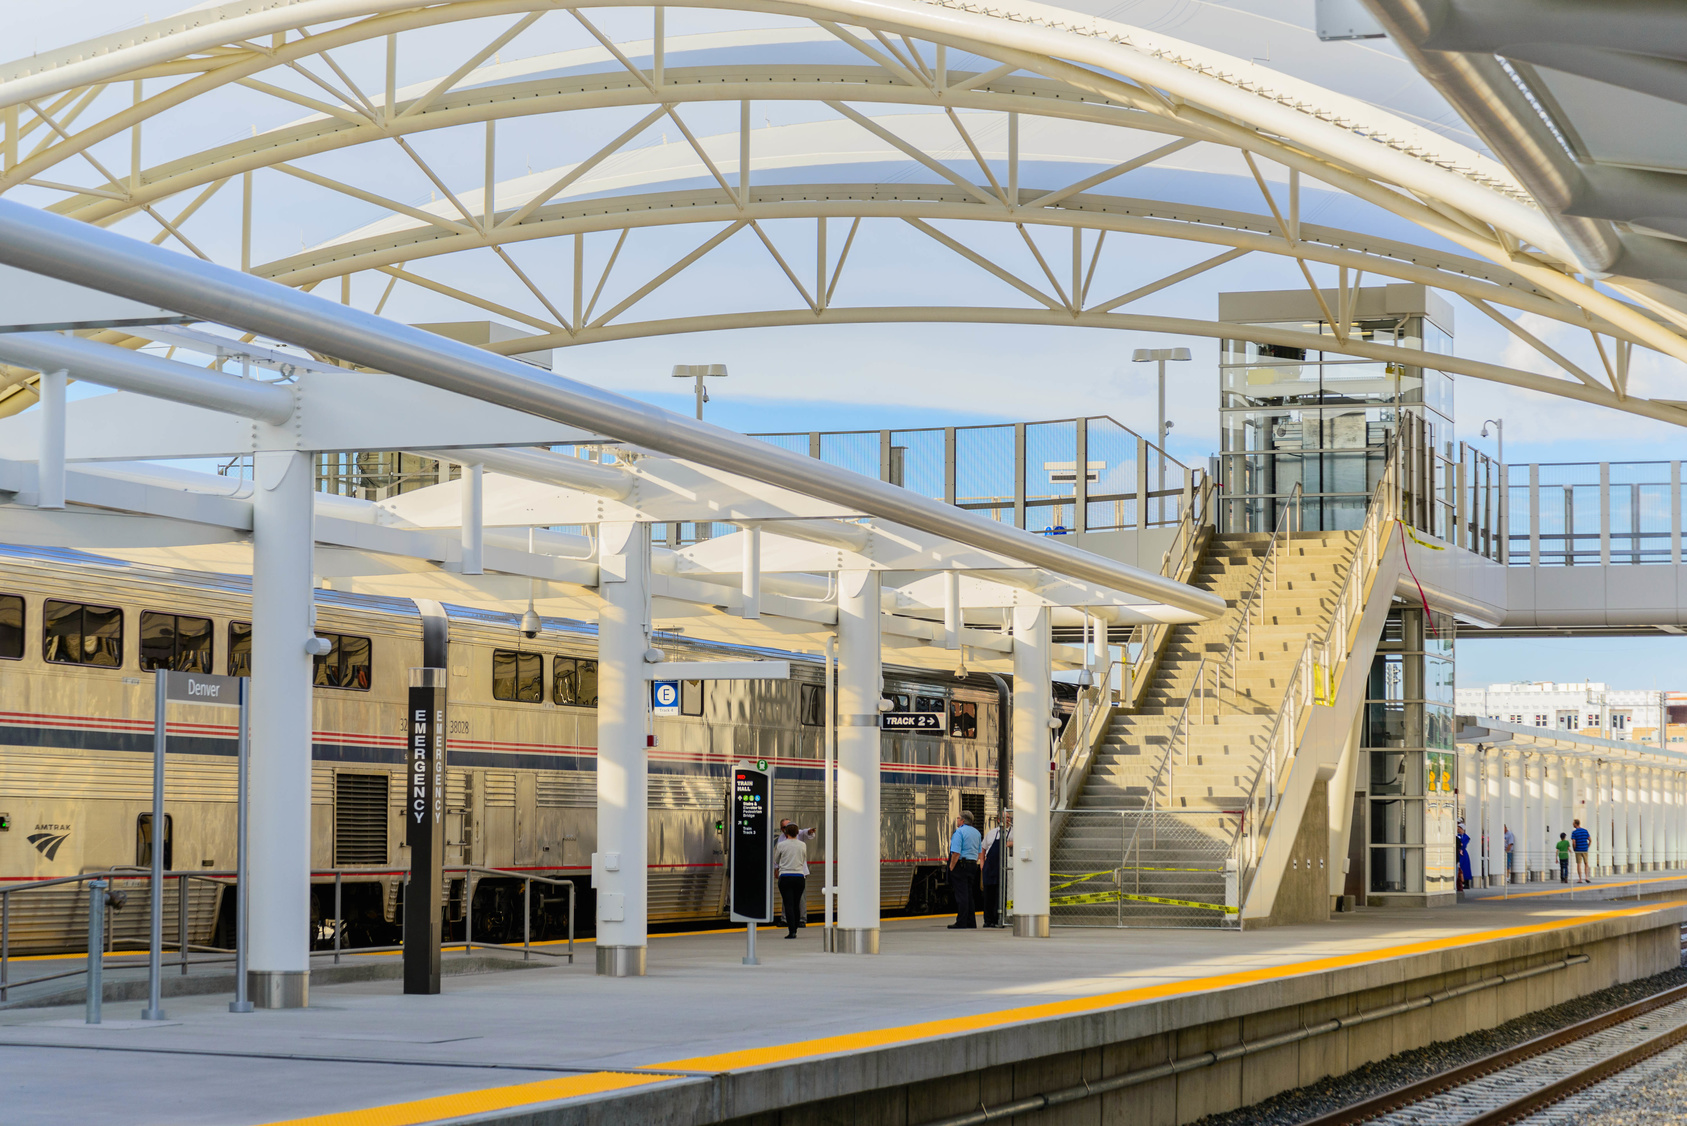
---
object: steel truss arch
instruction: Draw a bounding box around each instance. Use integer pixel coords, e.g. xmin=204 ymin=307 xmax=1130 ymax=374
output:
xmin=3 ymin=0 xmax=1686 ymax=424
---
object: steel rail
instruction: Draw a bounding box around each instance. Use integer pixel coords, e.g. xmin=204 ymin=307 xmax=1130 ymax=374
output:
xmin=1300 ymin=979 xmax=1687 ymax=1126
xmin=0 ymin=199 xmax=1224 ymax=618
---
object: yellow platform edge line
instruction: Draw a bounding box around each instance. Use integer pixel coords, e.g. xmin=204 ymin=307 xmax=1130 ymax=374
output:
xmin=260 ymin=897 xmax=1687 ymax=1126
xmin=261 ymin=1071 xmax=671 ymax=1126
xmin=1474 ymin=874 xmax=1687 ymax=900
xmin=656 ymin=897 xmax=1687 ymax=1073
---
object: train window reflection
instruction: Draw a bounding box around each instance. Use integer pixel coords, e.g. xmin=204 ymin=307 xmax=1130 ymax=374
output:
xmin=140 ymin=611 xmax=213 ymax=673
xmin=493 ymin=650 xmax=543 ymax=702
xmin=0 ymin=594 xmax=21 ymax=660
xmin=552 ymin=656 xmax=598 ymax=707
xmin=799 ymin=683 xmax=826 ymax=726
xmin=228 ymin=621 xmax=251 ymax=677
xmin=882 ymin=692 xmax=910 ymax=712
xmin=681 ymin=679 xmax=705 ymax=716
xmin=949 ymin=700 xmax=979 ymax=740
xmin=313 ymin=632 xmax=372 ymax=690
xmin=43 ymin=599 xmax=123 ymax=667
xmin=914 ymin=695 xmax=945 ymax=713
xmin=136 ymin=813 xmax=173 ymax=869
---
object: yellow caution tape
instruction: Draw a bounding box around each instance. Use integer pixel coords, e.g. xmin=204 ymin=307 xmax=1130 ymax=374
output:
xmin=1396 ymin=519 xmax=1446 ymax=551
xmin=1052 ymin=889 xmax=1238 ymax=913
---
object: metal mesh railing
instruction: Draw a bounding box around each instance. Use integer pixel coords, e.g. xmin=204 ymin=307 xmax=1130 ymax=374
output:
xmin=1051 ymin=811 xmax=1238 ymax=929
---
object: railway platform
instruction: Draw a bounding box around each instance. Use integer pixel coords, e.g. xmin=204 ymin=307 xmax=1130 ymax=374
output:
xmin=1 ymin=896 xmax=1683 ymax=1126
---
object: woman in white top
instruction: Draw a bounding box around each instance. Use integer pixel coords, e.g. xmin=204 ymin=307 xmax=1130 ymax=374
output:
xmin=774 ymin=824 xmax=810 ymax=938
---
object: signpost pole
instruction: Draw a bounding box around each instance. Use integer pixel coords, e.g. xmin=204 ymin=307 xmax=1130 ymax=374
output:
xmin=404 ymin=668 xmax=448 ymax=994
xmin=745 ymin=921 xmax=758 ymax=966
xmin=142 ymin=671 xmax=168 ymax=1021
xmin=230 ymin=678 xmax=253 ymax=1012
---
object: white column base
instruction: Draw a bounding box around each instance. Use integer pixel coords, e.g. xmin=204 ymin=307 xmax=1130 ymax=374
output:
xmin=834 ymin=927 xmax=879 ymax=954
xmin=595 ymin=946 xmax=647 ymax=977
xmin=1013 ymin=915 xmax=1050 ymax=938
xmin=250 ymin=970 xmax=307 ymax=1009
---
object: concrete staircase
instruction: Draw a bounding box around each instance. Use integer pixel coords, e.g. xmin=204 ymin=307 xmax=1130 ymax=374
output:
xmin=1051 ymin=531 xmax=1361 ymax=927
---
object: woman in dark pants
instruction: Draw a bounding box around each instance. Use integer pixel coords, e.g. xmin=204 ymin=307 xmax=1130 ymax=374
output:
xmin=774 ymin=822 xmax=808 ymax=938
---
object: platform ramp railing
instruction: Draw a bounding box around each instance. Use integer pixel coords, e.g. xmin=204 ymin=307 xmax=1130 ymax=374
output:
xmin=0 ymin=864 xmax=576 ymax=1007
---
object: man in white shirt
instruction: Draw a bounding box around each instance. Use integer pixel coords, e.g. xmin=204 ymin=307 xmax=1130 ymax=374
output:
xmin=774 ymin=823 xmax=810 ymax=938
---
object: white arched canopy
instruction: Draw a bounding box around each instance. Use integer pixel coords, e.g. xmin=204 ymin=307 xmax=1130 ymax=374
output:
xmin=2 ymin=0 xmax=1685 ymax=423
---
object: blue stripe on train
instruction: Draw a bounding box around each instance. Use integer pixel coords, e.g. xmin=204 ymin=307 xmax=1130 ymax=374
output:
xmin=2 ymin=725 xmax=988 ymax=784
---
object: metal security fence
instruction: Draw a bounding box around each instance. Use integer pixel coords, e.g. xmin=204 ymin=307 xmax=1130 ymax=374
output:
xmin=1051 ymin=811 xmax=1237 ymax=929
xmin=1508 ymin=461 xmax=1685 ymax=566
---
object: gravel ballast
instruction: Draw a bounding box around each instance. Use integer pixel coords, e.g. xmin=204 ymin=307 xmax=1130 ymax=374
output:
xmin=1193 ymin=965 xmax=1687 ymax=1126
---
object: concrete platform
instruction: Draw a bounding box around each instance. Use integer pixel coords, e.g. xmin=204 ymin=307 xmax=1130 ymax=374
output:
xmin=1 ymin=896 xmax=1684 ymax=1126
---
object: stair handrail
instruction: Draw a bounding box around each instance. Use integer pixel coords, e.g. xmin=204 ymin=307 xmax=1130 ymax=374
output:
xmin=1209 ymin=481 xmax=1302 ymax=707
xmin=1052 ymin=677 xmax=1113 ymax=812
xmin=1122 ymin=472 xmax=1216 ymax=710
xmin=1226 ymin=440 xmax=1404 ymax=914
xmin=1139 ymin=653 xmax=1208 ymax=816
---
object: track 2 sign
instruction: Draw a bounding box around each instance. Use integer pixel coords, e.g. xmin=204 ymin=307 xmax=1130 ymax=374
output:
xmin=882 ymin=711 xmax=946 ymax=733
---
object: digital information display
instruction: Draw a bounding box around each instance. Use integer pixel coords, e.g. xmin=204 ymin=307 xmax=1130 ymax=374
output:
xmin=728 ymin=762 xmax=773 ymax=923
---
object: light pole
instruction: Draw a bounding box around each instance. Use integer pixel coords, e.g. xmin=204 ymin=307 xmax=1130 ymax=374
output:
xmin=1482 ymin=418 xmax=1505 ymax=562
xmin=1132 ymin=347 xmax=1191 ymax=522
xmin=672 ymin=363 xmax=728 ymax=420
xmin=1480 ymin=418 xmax=1503 ymax=466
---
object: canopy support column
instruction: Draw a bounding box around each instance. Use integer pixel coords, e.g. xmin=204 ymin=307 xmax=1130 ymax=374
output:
xmin=836 ymin=569 xmax=881 ymax=954
xmin=595 ymin=520 xmax=650 ymax=977
xmin=1012 ymin=605 xmax=1051 ymax=937
xmin=249 ymin=450 xmax=315 ymax=1009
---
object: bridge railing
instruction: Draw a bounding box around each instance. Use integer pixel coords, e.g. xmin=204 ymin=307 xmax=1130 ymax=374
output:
xmin=1507 ymin=461 xmax=1685 ymax=567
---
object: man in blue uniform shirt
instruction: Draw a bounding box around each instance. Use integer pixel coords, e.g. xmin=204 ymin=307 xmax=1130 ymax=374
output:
xmin=947 ymin=811 xmax=982 ymax=929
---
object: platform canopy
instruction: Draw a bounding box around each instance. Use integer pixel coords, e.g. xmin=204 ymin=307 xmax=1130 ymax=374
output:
xmin=0 ymin=0 xmax=1685 ymax=425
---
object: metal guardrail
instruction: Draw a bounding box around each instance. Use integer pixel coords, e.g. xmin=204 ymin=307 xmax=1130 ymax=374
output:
xmin=1508 ymin=460 xmax=1685 ymax=567
xmin=1120 ymin=473 xmax=1215 ymax=712
xmin=0 ymin=864 xmax=576 ymax=1005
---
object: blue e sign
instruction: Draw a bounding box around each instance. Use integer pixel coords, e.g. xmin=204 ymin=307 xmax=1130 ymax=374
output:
xmin=652 ymin=680 xmax=680 ymax=715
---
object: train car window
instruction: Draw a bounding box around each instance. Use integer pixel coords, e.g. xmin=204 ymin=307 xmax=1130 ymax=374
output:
xmin=914 ymin=695 xmax=945 ymax=713
xmin=492 ymin=650 xmax=543 ymax=702
xmin=681 ymin=679 xmax=705 ymax=716
xmin=552 ymin=656 xmax=599 ymax=707
xmin=881 ymin=692 xmax=910 ymax=712
xmin=139 ymin=611 xmax=213 ymax=673
xmin=0 ymin=594 xmax=21 ymax=660
xmin=799 ymin=683 xmax=826 ymax=727
xmin=43 ymin=599 xmax=123 ymax=667
xmin=136 ymin=813 xmax=173 ymax=869
xmin=313 ymin=632 xmax=373 ymax=691
xmin=950 ymin=700 xmax=979 ymax=740
xmin=228 ymin=621 xmax=251 ymax=677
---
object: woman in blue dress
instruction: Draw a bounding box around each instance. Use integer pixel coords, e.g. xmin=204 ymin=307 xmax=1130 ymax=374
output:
xmin=1456 ymin=822 xmax=1474 ymax=890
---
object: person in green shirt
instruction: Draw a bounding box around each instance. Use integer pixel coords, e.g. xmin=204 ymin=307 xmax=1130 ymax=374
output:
xmin=1556 ymin=833 xmax=1571 ymax=883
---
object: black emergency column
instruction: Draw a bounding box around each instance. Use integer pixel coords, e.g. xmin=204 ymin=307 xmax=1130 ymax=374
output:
xmin=404 ymin=667 xmax=447 ymax=994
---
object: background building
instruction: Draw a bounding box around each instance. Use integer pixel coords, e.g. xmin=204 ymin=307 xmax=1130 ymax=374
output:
xmin=1455 ymin=682 xmax=1683 ymax=745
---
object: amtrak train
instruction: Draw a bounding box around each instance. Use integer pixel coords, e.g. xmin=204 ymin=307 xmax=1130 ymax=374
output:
xmin=0 ymin=545 xmax=1004 ymax=954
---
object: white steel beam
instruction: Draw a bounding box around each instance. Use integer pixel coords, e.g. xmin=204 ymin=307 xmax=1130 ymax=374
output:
xmin=0 ymin=331 xmax=294 ymax=423
xmin=0 ymin=203 xmax=1225 ymax=619
xmin=835 ymin=568 xmax=882 ymax=954
xmin=594 ymin=520 xmax=651 ymax=977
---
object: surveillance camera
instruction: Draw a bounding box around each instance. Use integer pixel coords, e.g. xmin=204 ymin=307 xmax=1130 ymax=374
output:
xmin=519 ymin=608 xmax=542 ymax=639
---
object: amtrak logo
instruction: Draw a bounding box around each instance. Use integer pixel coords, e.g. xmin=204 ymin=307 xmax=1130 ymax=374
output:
xmin=28 ymin=830 xmax=69 ymax=860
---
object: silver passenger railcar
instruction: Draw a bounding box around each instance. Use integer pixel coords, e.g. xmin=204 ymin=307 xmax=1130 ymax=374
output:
xmin=0 ymin=546 xmax=1001 ymax=953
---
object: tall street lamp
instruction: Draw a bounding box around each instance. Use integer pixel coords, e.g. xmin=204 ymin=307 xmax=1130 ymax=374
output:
xmin=1132 ymin=346 xmax=1191 ymax=521
xmin=673 ymin=363 xmax=728 ymax=420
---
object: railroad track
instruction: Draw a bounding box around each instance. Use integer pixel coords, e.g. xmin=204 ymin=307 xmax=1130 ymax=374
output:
xmin=1302 ymin=977 xmax=1687 ymax=1126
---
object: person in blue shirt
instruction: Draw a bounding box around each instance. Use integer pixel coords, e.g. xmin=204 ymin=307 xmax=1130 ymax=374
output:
xmin=947 ymin=811 xmax=983 ymax=929
xmin=1456 ymin=823 xmax=1472 ymax=890
xmin=1571 ymin=819 xmax=1592 ymax=884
